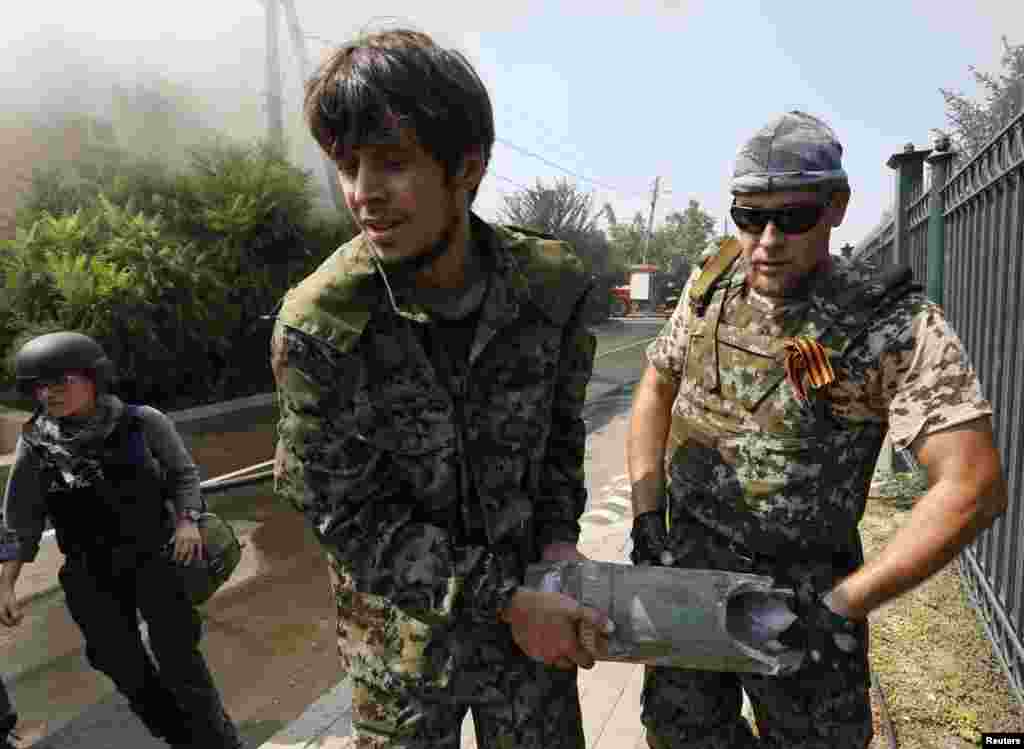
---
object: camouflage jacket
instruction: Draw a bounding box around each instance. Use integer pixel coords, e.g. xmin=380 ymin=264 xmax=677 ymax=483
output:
xmin=271 ymin=215 xmax=596 ymax=625
xmin=648 ymin=253 xmax=991 ymax=558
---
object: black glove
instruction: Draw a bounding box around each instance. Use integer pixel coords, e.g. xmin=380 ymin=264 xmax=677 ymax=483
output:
xmin=629 ymin=510 xmax=675 ymax=567
xmin=789 ymin=587 xmax=862 ymax=670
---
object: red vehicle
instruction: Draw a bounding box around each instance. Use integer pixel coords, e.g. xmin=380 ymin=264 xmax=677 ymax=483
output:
xmin=609 ymin=285 xmax=634 ymax=317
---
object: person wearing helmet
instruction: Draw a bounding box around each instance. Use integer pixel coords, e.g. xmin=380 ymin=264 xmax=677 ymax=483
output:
xmin=0 ymin=332 xmax=242 ymax=748
xmin=271 ymin=27 xmax=611 ymax=749
xmin=627 ymin=111 xmax=1006 ymax=747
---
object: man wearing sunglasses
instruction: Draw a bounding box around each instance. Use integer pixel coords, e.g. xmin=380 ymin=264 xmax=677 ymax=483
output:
xmin=627 ymin=111 xmax=1006 ymax=748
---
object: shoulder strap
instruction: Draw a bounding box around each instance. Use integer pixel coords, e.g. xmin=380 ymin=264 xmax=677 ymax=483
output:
xmin=833 ymin=264 xmax=914 ymax=311
xmin=688 ymin=238 xmax=743 ymax=315
xmin=117 ymin=404 xmax=145 ymax=435
xmin=109 ymin=404 xmax=149 ymax=460
xmin=827 ymin=263 xmax=922 ymax=357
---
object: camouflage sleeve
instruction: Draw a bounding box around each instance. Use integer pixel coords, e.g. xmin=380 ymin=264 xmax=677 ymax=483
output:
xmin=458 ymin=543 xmax=527 ymax=625
xmin=876 ymin=300 xmax=993 ymax=450
xmin=646 ymin=266 xmax=700 ymax=385
xmin=534 ymin=289 xmax=597 ymax=549
xmin=271 ymin=320 xmax=519 ymax=625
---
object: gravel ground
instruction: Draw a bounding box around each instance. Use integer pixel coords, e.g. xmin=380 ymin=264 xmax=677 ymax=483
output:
xmin=862 ymin=469 xmax=1023 ymax=748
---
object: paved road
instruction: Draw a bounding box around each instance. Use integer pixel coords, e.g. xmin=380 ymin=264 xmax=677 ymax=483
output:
xmin=3 ymin=319 xmax=662 ymax=749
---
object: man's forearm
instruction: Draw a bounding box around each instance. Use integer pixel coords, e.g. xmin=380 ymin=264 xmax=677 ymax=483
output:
xmin=627 ymin=366 xmax=677 ymax=515
xmin=833 ymin=476 xmax=1005 ymax=619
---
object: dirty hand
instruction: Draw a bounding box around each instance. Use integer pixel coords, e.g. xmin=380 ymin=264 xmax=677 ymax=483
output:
xmin=172 ymin=518 xmax=204 ymax=565
xmin=501 ymin=589 xmax=613 ymax=670
xmin=0 ymin=584 xmax=22 ymax=627
xmin=630 ymin=510 xmax=675 ymax=566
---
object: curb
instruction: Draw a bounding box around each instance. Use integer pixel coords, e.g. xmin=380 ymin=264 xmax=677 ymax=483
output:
xmin=258 ymin=682 xmax=353 ymax=749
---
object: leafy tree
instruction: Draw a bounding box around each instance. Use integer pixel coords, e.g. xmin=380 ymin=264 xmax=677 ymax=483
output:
xmin=500 ymin=178 xmax=619 ymax=276
xmin=109 ymin=78 xmax=220 ymax=168
xmin=662 ymin=200 xmax=717 ymax=266
xmin=500 ymin=177 xmax=599 ymax=236
xmin=606 ymin=210 xmax=671 ymax=269
xmin=939 ymin=36 xmax=1024 ymax=161
xmin=17 ymin=114 xmax=177 ymax=224
xmin=0 ymin=199 xmax=232 ymax=403
xmin=4 ymin=128 xmax=357 ymax=408
xmin=606 ymin=198 xmax=717 ymax=273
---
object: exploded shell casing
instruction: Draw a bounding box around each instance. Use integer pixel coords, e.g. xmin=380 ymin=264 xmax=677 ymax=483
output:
xmin=525 ymin=560 xmax=805 ymax=676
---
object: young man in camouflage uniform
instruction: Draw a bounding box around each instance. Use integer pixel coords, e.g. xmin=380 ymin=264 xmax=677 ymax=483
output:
xmin=627 ymin=110 xmax=1007 ymax=748
xmin=270 ymin=28 xmax=610 ymax=749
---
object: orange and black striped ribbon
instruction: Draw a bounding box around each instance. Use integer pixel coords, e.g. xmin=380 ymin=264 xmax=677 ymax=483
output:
xmin=783 ymin=337 xmax=835 ymax=403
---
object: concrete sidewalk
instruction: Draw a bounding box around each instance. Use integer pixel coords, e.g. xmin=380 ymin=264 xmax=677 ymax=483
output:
xmin=256 ymin=410 xmax=649 ymax=749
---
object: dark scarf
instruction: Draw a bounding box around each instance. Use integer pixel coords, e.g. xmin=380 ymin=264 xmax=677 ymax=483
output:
xmin=26 ymin=395 xmax=126 ymax=491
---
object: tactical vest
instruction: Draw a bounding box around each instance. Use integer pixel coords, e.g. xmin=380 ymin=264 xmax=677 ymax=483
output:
xmin=667 ymin=241 xmax=920 ymax=559
xmin=27 ymin=407 xmax=172 ymax=558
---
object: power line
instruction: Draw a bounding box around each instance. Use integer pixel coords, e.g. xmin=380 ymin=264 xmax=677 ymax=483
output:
xmin=495 ymin=137 xmax=648 ymax=198
xmin=499 ymin=104 xmax=657 ymax=201
xmin=499 ymin=107 xmax=590 ymax=174
xmin=491 ymin=173 xmax=531 ymax=191
xmin=287 ymin=28 xmax=649 ymax=201
xmin=304 ymin=33 xmax=337 ymax=46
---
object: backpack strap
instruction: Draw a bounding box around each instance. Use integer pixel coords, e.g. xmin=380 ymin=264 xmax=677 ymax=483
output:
xmin=688 ymin=237 xmax=744 ymax=316
xmin=822 ymin=264 xmax=922 ymax=358
xmin=119 ymin=404 xmax=181 ymax=509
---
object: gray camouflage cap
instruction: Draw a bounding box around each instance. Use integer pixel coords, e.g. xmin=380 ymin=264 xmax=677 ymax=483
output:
xmin=731 ymin=110 xmax=849 ymax=194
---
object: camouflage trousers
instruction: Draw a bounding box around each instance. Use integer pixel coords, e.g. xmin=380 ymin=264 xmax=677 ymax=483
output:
xmin=327 ymin=552 xmax=585 ymax=749
xmin=641 ymin=514 xmax=873 ymax=749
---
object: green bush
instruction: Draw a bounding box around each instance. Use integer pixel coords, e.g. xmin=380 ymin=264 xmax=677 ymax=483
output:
xmin=2 ymin=132 xmax=357 ymax=410
xmin=1 ymin=199 xmax=233 ymax=404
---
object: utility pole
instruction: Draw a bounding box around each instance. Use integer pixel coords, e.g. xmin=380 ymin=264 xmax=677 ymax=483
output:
xmin=264 ymin=0 xmax=285 ymax=150
xmin=642 ymin=176 xmax=661 ymax=265
xmin=279 ymin=0 xmax=344 ymax=211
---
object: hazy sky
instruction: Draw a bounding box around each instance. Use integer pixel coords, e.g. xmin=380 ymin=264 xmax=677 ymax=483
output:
xmin=3 ymin=1 xmax=1021 ymax=252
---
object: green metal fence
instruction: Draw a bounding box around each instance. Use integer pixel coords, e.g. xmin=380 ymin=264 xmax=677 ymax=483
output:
xmin=854 ymin=110 xmax=1024 ymax=704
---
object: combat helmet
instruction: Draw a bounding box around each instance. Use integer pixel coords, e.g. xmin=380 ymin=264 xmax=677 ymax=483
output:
xmin=14 ymin=331 xmax=116 ymax=396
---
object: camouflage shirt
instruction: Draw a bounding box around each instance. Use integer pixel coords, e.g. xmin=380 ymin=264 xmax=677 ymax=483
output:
xmin=271 ymin=215 xmax=596 ymax=625
xmin=648 ymin=254 xmax=992 ymax=556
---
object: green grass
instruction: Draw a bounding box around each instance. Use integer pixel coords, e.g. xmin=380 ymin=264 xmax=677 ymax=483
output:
xmin=593 ymin=327 xmax=660 ymax=358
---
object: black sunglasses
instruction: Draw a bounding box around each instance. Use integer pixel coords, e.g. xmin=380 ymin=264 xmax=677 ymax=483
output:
xmin=730 ymin=201 xmax=829 ymax=235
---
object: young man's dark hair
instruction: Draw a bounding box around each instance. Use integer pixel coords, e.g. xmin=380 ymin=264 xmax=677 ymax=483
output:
xmin=304 ymin=28 xmax=494 ymax=204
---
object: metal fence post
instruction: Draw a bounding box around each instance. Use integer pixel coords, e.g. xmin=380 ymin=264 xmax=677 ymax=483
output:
xmin=875 ymin=144 xmax=930 ymax=477
xmin=886 ymin=143 xmax=931 ymax=266
xmin=926 ymin=136 xmax=955 ymax=305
